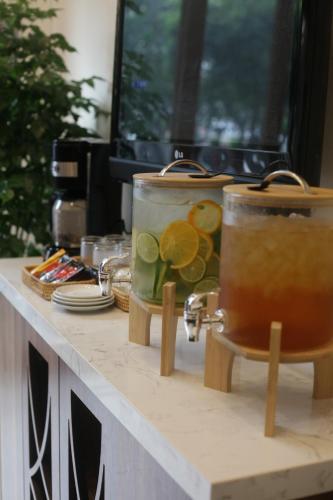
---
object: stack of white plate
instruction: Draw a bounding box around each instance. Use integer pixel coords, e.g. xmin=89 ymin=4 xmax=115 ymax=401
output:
xmin=51 ymin=284 xmax=114 ymax=312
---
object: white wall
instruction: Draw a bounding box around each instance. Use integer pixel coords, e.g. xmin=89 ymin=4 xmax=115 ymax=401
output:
xmin=38 ymin=0 xmax=118 ymax=139
xmin=37 ymin=0 xmax=134 ymax=231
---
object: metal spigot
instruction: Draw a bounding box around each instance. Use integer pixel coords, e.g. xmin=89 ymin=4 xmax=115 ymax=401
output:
xmin=98 ymin=253 xmax=130 ymax=296
xmin=184 ymin=292 xmax=226 ymax=342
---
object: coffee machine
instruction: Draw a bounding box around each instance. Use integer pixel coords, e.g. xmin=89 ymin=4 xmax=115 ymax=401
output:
xmin=49 ymin=138 xmax=123 ymax=256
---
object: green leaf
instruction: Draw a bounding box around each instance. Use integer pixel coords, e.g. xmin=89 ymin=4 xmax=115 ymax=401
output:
xmin=0 ymin=0 xmax=107 ymax=257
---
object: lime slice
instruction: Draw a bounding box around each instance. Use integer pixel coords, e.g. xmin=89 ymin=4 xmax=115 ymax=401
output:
xmin=194 ymin=277 xmax=219 ymax=293
xmin=136 ymin=232 xmax=159 ymax=263
xmin=179 ymin=255 xmax=206 ymax=283
xmin=133 ymin=256 xmax=156 ymax=299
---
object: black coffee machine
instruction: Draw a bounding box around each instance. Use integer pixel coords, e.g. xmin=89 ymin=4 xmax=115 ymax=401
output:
xmin=49 ymin=138 xmax=122 ymax=256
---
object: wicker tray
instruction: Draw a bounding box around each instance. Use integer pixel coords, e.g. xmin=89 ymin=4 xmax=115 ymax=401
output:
xmin=112 ymin=285 xmax=130 ymax=312
xmin=22 ymin=265 xmax=96 ymax=301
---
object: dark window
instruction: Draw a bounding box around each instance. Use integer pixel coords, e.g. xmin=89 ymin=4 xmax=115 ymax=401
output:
xmin=110 ymin=0 xmax=333 ymax=184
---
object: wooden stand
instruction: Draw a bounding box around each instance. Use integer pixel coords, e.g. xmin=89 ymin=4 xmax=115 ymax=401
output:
xmin=129 ymin=282 xmax=183 ymax=376
xmin=129 ymin=287 xmax=333 ymax=436
xmin=204 ymin=293 xmax=333 ymax=437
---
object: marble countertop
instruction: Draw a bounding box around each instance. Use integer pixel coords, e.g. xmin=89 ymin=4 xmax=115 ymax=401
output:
xmin=1 ymin=258 xmax=333 ymax=500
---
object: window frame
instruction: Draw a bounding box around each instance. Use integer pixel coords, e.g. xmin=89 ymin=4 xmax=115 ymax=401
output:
xmin=109 ymin=0 xmax=333 ymax=186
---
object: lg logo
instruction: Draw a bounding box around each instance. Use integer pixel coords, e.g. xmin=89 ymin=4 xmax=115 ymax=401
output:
xmin=174 ymin=149 xmax=184 ymax=160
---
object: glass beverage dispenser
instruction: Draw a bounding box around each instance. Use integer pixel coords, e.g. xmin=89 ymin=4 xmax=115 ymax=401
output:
xmin=131 ymin=161 xmax=232 ymax=305
xmin=185 ymin=171 xmax=333 ymax=352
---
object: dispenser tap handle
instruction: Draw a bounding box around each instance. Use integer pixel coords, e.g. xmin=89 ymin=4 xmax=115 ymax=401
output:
xmin=98 ymin=253 xmax=129 ymax=296
xmin=184 ymin=292 xmax=227 ymax=342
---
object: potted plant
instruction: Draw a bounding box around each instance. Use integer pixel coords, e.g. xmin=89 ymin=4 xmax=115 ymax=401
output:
xmin=0 ymin=0 xmax=102 ymax=257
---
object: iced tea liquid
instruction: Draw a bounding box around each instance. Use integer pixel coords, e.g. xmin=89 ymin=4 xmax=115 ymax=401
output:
xmin=219 ymin=217 xmax=333 ymax=351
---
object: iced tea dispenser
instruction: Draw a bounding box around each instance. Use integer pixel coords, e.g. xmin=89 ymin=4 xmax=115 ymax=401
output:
xmin=220 ymin=171 xmax=333 ymax=351
xmin=185 ymin=171 xmax=333 ymax=352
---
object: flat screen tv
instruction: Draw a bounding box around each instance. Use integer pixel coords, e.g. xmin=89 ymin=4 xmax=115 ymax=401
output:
xmin=109 ymin=0 xmax=332 ymax=185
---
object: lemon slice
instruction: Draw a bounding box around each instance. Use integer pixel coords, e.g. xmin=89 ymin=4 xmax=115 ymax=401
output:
xmin=160 ymin=220 xmax=199 ymax=269
xmin=197 ymin=232 xmax=213 ymax=261
xmin=188 ymin=200 xmax=222 ymax=234
xmin=179 ymin=255 xmax=206 ymax=283
xmin=136 ymin=232 xmax=159 ymax=263
xmin=194 ymin=277 xmax=219 ymax=293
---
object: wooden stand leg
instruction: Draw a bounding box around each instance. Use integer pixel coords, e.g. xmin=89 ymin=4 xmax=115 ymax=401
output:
xmin=160 ymin=282 xmax=178 ymax=376
xmin=265 ymin=321 xmax=282 ymax=437
xmin=313 ymin=356 xmax=333 ymax=399
xmin=129 ymin=292 xmax=152 ymax=346
xmin=204 ymin=330 xmax=235 ymax=392
xmin=203 ymin=292 xmax=235 ymax=392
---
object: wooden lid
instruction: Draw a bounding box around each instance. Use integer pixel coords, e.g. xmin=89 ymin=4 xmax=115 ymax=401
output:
xmin=133 ymin=172 xmax=233 ymax=189
xmin=223 ymin=183 xmax=333 ymax=207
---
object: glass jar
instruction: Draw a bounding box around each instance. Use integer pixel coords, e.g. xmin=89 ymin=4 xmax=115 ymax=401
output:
xmin=220 ymin=171 xmax=333 ymax=351
xmin=52 ymin=196 xmax=86 ymax=248
xmin=80 ymin=235 xmax=101 ymax=265
xmin=132 ymin=161 xmax=232 ymax=304
xmin=93 ymin=237 xmax=131 ymax=267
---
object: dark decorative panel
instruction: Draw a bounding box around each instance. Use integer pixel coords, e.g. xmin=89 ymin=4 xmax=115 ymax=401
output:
xmin=68 ymin=391 xmax=104 ymax=500
xmin=28 ymin=343 xmax=52 ymax=499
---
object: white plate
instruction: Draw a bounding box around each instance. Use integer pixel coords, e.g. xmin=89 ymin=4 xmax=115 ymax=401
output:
xmin=51 ymin=298 xmax=114 ymax=312
xmin=52 ymin=295 xmax=114 ymax=307
xmin=55 ymin=284 xmax=104 ymax=300
xmin=53 ymin=290 xmax=114 ymax=304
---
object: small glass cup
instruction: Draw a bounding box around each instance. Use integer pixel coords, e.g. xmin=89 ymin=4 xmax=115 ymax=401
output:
xmin=80 ymin=235 xmax=101 ymax=265
xmin=93 ymin=236 xmax=132 ymax=267
xmin=102 ymin=234 xmax=131 ymax=242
